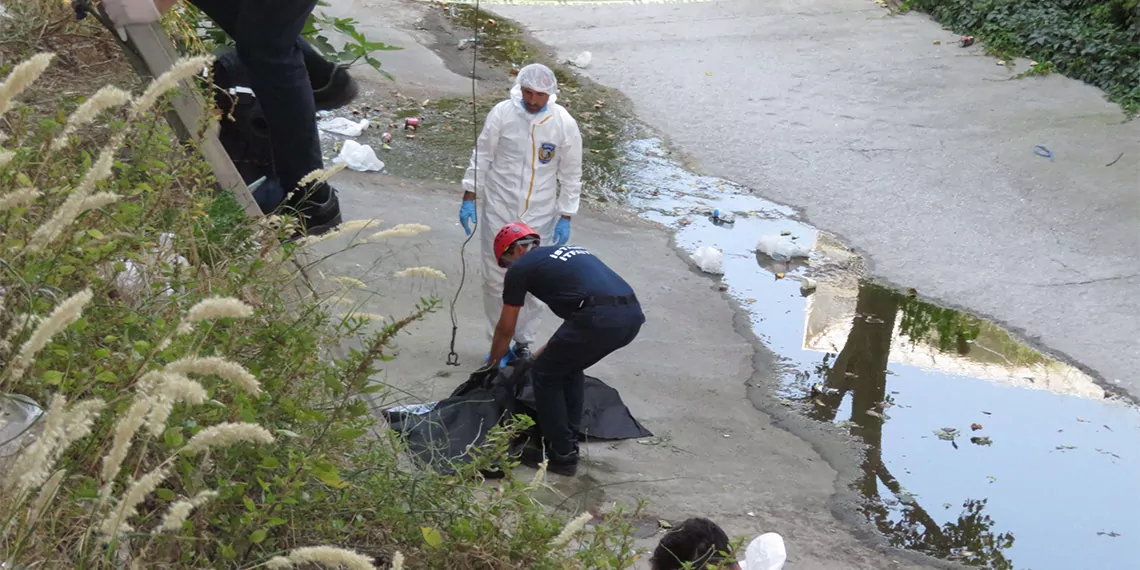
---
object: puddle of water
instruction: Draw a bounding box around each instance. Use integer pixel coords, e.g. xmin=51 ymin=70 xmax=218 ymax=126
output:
xmin=619 ymin=138 xmax=1140 ymax=570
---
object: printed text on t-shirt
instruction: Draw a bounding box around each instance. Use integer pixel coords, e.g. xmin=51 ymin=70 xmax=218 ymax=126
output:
xmin=549 ymin=246 xmax=592 ymax=261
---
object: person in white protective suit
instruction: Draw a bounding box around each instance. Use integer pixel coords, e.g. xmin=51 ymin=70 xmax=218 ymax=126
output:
xmin=459 ymin=63 xmax=583 ymax=361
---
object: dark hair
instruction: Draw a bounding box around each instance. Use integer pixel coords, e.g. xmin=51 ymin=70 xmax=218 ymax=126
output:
xmin=650 ymin=517 xmax=734 ymax=569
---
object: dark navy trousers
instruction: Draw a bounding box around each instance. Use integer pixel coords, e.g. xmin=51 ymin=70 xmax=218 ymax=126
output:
xmin=188 ymin=0 xmax=331 ymax=204
xmin=530 ymin=303 xmax=645 ymax=456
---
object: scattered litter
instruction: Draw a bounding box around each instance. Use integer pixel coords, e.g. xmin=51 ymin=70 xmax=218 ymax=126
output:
xmin=779 ymin=230 xmax=791 ymax=236
xmin=692 ymin=246 xmax=724 ymax=274
xmin=457 ymin=37 xmax=481 ymax=50
xmin=746 ymin=511 xmax=756 ymax=518
xmin=971 ymin=423 xmax=984 ymax=431
xmin=0 ymin=394 xmax=43 ymax=457
xmin=1097 ymin=531 xmax=1122 ymax=538
xmin=332 ymin=140 xmax=385 ymax=172
xmin=722 ymin=433 xmax=731 ymax=438
xmin=970 ymin=436 xmax=993 ymax=446
xmin=1033 ymin=145 xmax=1054 ymax=161
xmin=658 ymin=519 xmax=673 ymax=529
xmin=317 ymin=117 xmax=370 ymax=137
xmin=865 ymin=409 xmax=883 ymax=418
xmin=711 ymin=208 xmax=735 ymax=224
xmin=567 ymin=51 xmax=592 ymax=68
xmin=105 ymin=233 xmax=189 ymax=305
xmin=810 ymin=383 xmax=839 ymax=397
xmin=996 ymin=60 xmax=1007 ymax=66
xmin=756 ymin=234 xmax=811 ymax=261
xmin=933 ymin=39 xmax=942 ymax=45
xmin=934 ymin=428 xmax=959 ymax=441
xmin=382 ymin=143 xmax=392 ymax=151
xmin=986 ymin=475 xmax=998 ymax=483
xmin=743 ymin=533 xmax=787 ymax=570
xmin=959 ymin=35 xmax=975 ymax=47
xmin=981 ymin=411 xmax=992 ymax=415
xmin=381 ymin=132 xmax=393 ymax=144
xmin=799 ymin=277 xmax=817 ymax=296
xmin=774 ymin=272 xmax=786 ymax=279
xmin=405 ymin=117 xmax=420 ymax=131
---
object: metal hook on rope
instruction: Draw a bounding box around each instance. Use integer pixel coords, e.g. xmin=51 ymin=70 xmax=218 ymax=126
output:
xmin=444 ymin=0 xmax=483 ymax=367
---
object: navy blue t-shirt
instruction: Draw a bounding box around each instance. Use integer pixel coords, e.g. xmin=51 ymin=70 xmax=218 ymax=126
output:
xmin=502 ymin=246 xmax=635 ymax=319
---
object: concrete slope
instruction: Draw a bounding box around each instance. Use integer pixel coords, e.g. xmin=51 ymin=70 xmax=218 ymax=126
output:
xmin=312 ymin=173 xmax=938 ymax=568
xmin=488 ymin=0 xmax=1140 ymax=398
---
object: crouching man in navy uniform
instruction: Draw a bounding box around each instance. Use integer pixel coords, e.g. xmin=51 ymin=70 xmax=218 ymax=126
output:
xmin=480 ymin=221 xmax=645 ymax=476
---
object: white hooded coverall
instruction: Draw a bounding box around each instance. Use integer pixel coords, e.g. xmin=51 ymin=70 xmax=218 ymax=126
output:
xmin=461 ymin=78 xmax=583 ymax=345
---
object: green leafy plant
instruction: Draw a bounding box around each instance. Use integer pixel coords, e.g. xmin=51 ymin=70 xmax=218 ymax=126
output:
xmin=0 ymin=47 xmax=646 ymax=569
xmin=905 ymin=0 xmax=1140 ymax=114
xmin=174 ymin=0 xmax=403 ymax=79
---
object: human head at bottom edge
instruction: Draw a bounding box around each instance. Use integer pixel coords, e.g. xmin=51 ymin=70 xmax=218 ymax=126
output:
xmin=650 ymin=517 xmax=741 ymax=570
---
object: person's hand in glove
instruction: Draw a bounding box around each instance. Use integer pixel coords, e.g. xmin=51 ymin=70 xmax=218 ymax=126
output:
xmin=459 ymin=200 xmax=477 ymax=236
xmin=552 ymin=217 xmax=571 ymax=246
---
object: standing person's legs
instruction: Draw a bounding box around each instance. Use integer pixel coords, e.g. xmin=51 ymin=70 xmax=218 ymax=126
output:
xmin=530 ymin=316 xmax=643 ymax=457
xmin=190 ymin=0 xmax=338 ymax=232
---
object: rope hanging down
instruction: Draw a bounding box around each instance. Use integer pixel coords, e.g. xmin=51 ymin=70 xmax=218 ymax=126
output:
xmin=446 ymin=0 xmax=482 ymax=366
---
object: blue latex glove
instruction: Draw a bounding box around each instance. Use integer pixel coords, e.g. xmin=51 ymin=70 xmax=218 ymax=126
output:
xmin=552 ymin=217 xmax=571 ymax=246
xmin=484 ymin=346 xmax=516 ymax=369
xmin=459 ymin=200 xmax=477 ymax=235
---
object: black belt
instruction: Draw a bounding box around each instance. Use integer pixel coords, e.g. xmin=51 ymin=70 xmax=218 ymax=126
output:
xmin=578 ymin=294 xmax=638 ymax=309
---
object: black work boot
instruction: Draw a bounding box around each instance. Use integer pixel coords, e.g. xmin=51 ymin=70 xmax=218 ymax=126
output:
xmin=313 ymin=64 xmax=359 ymax=111
xmin=288 ymin=186 xmax=343 ymax=240
xmin=521 ymin=443 xmax=579 ymax=477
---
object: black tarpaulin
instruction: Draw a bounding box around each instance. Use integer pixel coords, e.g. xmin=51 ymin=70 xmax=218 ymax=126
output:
xmin=383 ymin=362 xmax=651 ymax=471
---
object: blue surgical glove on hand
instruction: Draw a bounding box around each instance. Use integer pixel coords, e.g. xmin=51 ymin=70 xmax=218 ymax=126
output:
xmin=459 ymin=200 xmax=477 ymax=235
xmin=553 ymin=217 xmax=571 ymax=246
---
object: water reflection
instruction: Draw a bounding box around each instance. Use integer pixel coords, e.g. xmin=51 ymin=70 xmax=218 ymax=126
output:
xmin=806 ymin=282 xmax=1015 ymax=569
xmin=620 ymin=137 xmax=1140 ymax=570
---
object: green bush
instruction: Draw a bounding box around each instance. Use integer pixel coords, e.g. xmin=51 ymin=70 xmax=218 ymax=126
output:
xmin=905 ymin=0 xmax=1140 ymax=113
xmin=0 ymin=49 xmax=643 ymax=569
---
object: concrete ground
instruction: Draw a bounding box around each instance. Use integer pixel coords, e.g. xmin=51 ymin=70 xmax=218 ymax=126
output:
xmin=312 ymin=173 xmax=935 ymax=568
xmin=486 ymin=0 xmax=1140 ymax=400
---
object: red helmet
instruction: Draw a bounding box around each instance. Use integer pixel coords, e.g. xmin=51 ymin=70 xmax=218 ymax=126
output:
xmin=493 ymin=222 xmax=540 ymax=267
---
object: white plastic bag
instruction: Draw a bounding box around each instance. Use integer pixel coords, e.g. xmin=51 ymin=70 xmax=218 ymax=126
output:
xmin=318 ymin=117 xmax=370 ymax=137
xmin=756 ymin=235 xmax=810 ymax=261
xmin=0 ymin=394 xmax=43 ymax=458
xmin=740 ymin=533 xmax=787 ymax=570
xmin=333 ymin=140 xmax=385 ymax=172
xmin=692 ymin=245 xmax=724 ymax=274
xmin=567 ymin=51 xmax=592 ymax=68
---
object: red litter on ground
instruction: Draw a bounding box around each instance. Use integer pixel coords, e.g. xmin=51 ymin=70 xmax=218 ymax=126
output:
xmin=404 ymin=117 xmax=420 ymax=131
xmin=959 ymin=36 xmax=975 ymax=47
xmin=381 ymin=132 xmax=393 ymax=144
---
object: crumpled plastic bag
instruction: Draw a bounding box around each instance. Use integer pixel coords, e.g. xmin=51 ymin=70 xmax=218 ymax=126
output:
xmin=692 ymin=245 xmax=724 ymax=274
xmin=333 ymin=140 xmax=385 ymax=172
xmin=567 ymin=51 xmax=592 ymax=68
xmin=318 ymin=117 xmax=370 ymax=137
xmin=756 ymin=235 xmax=811 ymax=261
xmin=104 ymin=232 xmax=190 ymax=307
xmin=0 ymin=394 xmax=43 ymax=458
xmin=740 ymin=533 xmax=787 ymax=570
